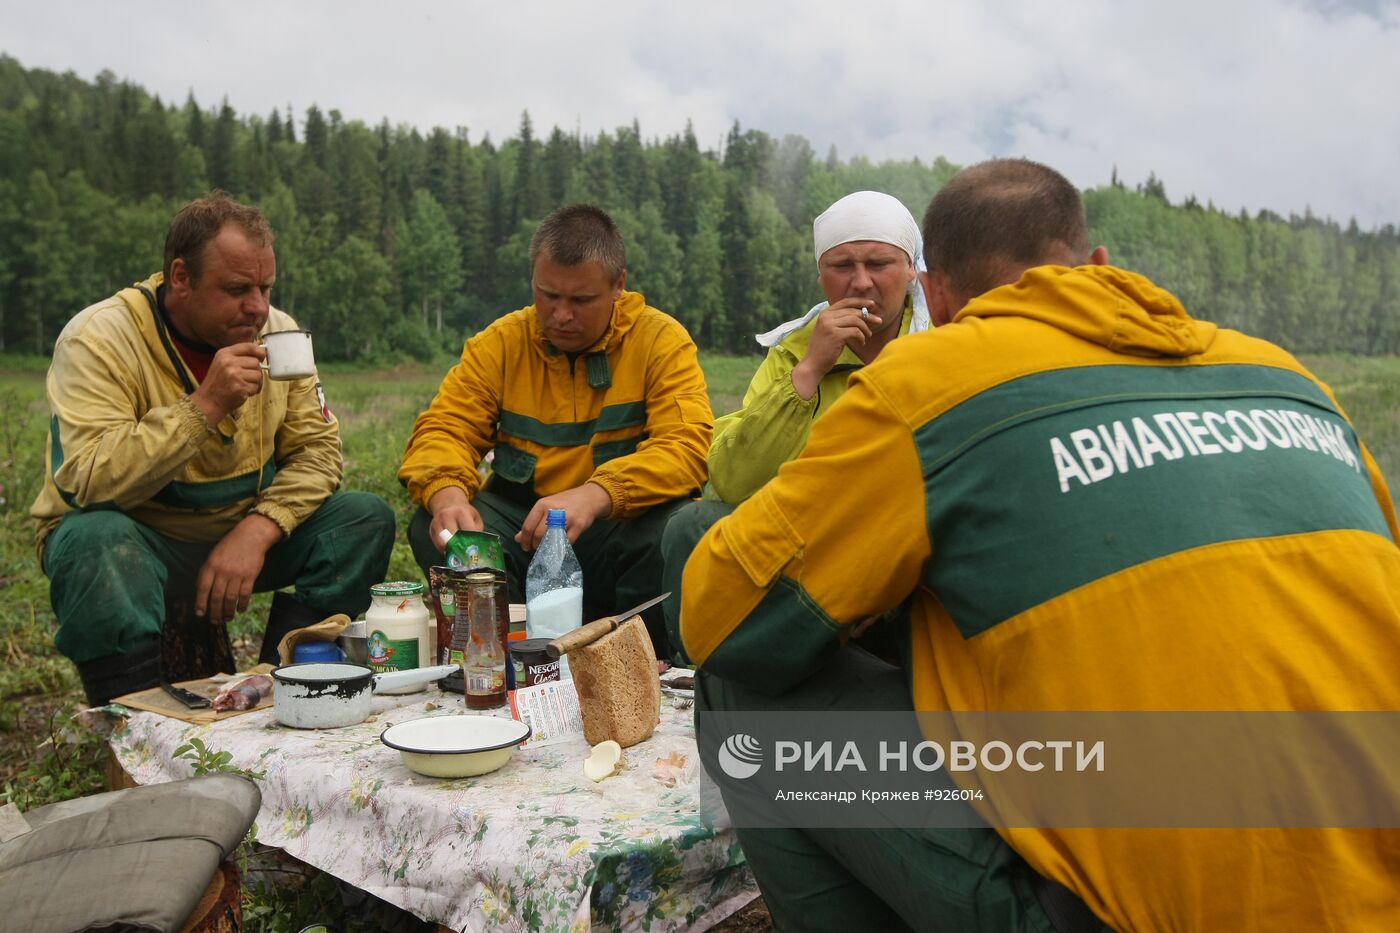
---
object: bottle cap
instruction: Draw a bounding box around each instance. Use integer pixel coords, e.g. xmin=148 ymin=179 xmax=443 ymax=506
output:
xmin=546 ymin=508 xmax=566 ymax=528
xmin=371 ymin=580 xmax=425 ymax=597
xmin=438 ymin=528 xmax=453 ymax=544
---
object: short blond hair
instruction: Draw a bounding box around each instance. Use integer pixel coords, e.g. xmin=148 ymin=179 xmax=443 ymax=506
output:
xmin=163 ymin=190 xmax=274 ymax=284
xmin=529 ymin=204 xmax=626 ymax=281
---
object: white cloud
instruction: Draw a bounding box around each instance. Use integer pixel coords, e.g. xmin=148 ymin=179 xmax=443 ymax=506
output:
xmin=4 ymin=0 xmax=1398 ymax=226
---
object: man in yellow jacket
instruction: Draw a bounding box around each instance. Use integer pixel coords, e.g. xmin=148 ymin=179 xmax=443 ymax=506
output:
xmin=681 ymin=160 xmax=1400 ymax=931
xmin=32 ymin=193 xmax=396 ymax=705
xmin=399 ymin=204 xmax=711 ymax=655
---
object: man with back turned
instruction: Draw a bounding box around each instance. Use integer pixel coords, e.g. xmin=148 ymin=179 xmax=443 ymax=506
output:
xmin=680 ymin=159 xmax=1400 ymax=930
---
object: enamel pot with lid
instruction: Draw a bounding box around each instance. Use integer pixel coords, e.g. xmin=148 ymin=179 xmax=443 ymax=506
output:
xmin=272 ymin=662 xmax=458 ymax=729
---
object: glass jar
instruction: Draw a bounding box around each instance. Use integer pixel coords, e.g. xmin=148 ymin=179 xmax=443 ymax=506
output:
xmin=364 ymin=581 xmax=433 ymax=694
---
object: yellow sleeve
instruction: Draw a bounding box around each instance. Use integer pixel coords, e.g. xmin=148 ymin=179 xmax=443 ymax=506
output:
xmin=680 ymin=367 xmax=930 ymax=692
xmin=254 ymin=369 xmax=344 ymax=535
xmin=45 ymin=332 xmax=215 ymax=511
xmin=591 ymin=319 xmax=712 ymax=518
xmin=707 ymin=347 xmax=819 ymax=505
xmin=398 ymin=328 xmax=506 ymax=507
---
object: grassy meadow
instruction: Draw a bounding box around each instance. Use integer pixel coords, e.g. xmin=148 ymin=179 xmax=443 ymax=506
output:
xmin=0 ymin=350 xmax=1395 ymax=927
xmin=0 ymin=352 xmax=758 ymax=930
xmin=0 ymin=351 xmax=754 ymax=803
xmin=2 ymin=351 xmax=1398 ymax=799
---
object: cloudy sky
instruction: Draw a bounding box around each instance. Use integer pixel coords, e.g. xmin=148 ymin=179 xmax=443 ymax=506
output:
xmin=7 ymin=0 xmax=1400 ymax=227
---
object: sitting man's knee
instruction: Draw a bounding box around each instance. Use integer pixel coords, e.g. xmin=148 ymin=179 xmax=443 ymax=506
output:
xmin=662 ymin=500 xmax=732 ymax=561
xmin=334 ymin=490 xmax=396 ymax=529
xmin=50 ymin=509 xmax=145 ymax=547
xmin=45 ymin=511 xmax=154 ymax=582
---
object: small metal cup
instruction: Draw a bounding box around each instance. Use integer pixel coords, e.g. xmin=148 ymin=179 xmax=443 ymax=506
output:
xmin=337 ymin=633 xmax=369 ymax=666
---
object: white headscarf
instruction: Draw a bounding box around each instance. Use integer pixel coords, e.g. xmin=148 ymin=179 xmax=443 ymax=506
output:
xmin=756 ymin=191 xmax=931 ymax=348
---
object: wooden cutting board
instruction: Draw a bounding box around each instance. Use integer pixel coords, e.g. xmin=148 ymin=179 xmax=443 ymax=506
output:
xmin=109 ymin=666 xmax=275 ymax=724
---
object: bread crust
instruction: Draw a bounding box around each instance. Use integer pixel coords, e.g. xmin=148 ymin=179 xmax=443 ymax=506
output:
xmin=569 ymin=616 xmax=661 ymax=748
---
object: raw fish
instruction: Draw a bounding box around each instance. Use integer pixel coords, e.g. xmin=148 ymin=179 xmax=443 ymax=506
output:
xmin=211 ymin=673 xmax=274 ymax=711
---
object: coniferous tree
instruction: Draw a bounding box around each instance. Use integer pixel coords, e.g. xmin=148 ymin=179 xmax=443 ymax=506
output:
xmin=1 ymin=57 xmax=1398 ymax=362
xmin=184 ymin=92 xmax=205 ymax=151
xmin=541 ymin=126 xmax=578 ymax=208
xmin=303 ymin=105 xmax=328 ymax=168
xmin=659 ymin=121 xmax=704 ymax=246
xmin=511 ymin=111 xmax=545 ymax=227
xmin=207 ymin=99 xmax=241 ymax=192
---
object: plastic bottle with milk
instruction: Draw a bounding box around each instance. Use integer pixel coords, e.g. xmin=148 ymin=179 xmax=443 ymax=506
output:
xmin=525 ymin=509 xmax=583 ymax=679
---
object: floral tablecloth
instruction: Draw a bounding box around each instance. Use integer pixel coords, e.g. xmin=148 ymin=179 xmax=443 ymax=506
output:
xmin=105 ymin=687 xmax=757 ymax=932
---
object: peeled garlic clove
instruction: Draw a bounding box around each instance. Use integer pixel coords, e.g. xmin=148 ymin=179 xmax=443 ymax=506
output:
xmin=584 ymin=739 xmax=624 ymax=782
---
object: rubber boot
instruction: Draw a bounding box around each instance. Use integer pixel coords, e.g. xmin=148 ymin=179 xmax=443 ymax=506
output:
xmin=259 ymin=592 xmax=328 ymax=665
xmin=76 ymin=638 xmax=162 ymax=706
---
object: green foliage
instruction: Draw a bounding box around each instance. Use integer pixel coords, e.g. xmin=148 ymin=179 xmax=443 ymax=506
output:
xmin=172 ymin=735 xmax=265 ymax=781
xmin=240 ymin=863 xmax=394 ymax=933
xmin=0 ymin=708 xmax=106 ymax=811
xmin=3 ymin=54 xmax=1395 ymax=361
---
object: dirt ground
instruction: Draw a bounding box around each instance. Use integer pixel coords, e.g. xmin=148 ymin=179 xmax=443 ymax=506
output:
xmin=710 ymin=895 xmax=773 ymax=931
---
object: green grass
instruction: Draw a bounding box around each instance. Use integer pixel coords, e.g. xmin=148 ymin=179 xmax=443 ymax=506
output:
xmin=5 ymin=350 xmax=1400 ymax=787
xmin=700 ymin=351 xmax=762 ymax=415
xmin=2 ymin=350 xmax=1396 ymax=927
xmin=1300 ymin=355 xmax=1400 ymax=486
xmin=0 ymin=353 xmax=769 ymax=802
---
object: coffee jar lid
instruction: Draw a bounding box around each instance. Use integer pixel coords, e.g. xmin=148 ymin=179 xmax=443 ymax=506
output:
xmin=371 ymin=580 xmax=425 ymax=597
xmin=510 ymin=638 xmax=554 ymax=656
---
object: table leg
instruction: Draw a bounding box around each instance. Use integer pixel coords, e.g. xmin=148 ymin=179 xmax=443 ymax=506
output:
xmin=105 ymin=746 xmax=139 ymax=790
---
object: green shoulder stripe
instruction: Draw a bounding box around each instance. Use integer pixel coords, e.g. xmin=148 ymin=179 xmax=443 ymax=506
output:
xmin=915 ymin=363 xmax=1390 ymax=639
xmin=921 ymin=363 xmax=1336 ymax=474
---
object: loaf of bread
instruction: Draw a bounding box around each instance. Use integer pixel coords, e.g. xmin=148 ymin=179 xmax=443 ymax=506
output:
xmin=568 ymin=615 xmax=660 ymax=748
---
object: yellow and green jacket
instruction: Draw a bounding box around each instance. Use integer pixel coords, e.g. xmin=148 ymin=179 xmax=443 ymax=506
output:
xmin=32 ymin=273 xmax=343 ymax=553
xmin=681 ymin=264 xmax=1400 ymax=932
xmin=708 ymin=299 xmax=912 ymax=504
xmin=399 ymin=291 xmax=712 ymax=518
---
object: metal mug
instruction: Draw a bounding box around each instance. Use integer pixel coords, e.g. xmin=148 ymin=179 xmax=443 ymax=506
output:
xmin=260 ymin=329 xmax=316 ymax=380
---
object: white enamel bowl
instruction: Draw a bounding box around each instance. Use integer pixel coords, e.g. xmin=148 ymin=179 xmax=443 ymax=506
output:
xmin=381 ymin=715 xmax=532 ymax=778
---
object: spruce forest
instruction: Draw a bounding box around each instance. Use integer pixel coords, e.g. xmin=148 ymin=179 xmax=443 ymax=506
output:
xmin=2 ymin=55 xmax=1398 ymax=361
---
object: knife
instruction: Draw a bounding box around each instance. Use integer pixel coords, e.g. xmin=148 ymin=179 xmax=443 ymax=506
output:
xmin=545 ymin=592 xmax=670 ymax=659
xmin=161 ymin=681 xmax=212 ymax=709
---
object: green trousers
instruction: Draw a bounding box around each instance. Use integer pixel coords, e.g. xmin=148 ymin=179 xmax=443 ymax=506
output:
xmin=697 ymin=648 xmax=1102 ymax=933
xmin=44 ymin=491 xmax=396 ymax=664
xmin=407 ymin=490 xmax=686 ymax=659
xmin=659 ymin=499 xmax=734 ymax=665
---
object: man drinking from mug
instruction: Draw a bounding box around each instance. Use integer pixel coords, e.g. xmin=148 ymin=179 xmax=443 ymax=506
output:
xmin=32 ymin=192 xmax=396 ymax=705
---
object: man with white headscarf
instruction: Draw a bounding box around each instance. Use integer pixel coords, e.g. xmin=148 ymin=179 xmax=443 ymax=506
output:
xmin=659 ymin=191 xmax=930 ymax=661
xmin=708 ymin=190 xmax=931 ymax=504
